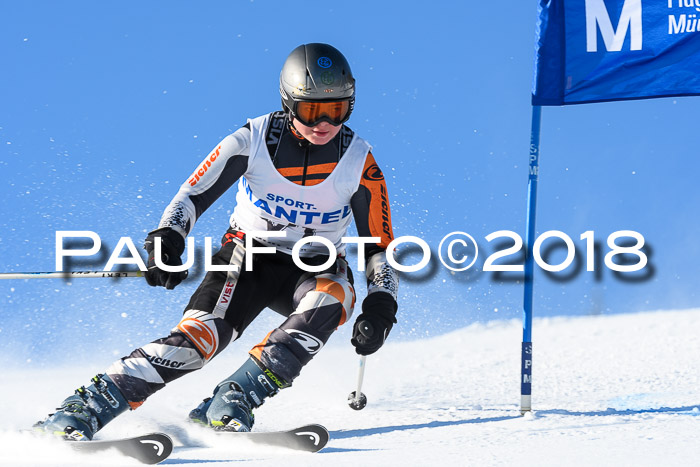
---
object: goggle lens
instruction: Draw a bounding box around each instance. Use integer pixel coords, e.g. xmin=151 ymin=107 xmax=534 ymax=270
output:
xmin=295 ymin=100 xmax=351 ymax=126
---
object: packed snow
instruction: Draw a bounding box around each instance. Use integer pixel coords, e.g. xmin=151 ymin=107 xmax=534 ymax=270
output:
xmin=1 ymin=308 xmax=698 ymax=466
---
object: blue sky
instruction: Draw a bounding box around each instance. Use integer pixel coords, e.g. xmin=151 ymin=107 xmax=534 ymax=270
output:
xmin=2 ymin=1 xmax=699 ymax=362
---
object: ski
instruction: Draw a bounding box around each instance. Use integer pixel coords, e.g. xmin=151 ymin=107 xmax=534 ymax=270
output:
xmin=70 ymin=432 xmax=173 ymax=464
xmin=218 ymin=424 xmax=329 ymax=452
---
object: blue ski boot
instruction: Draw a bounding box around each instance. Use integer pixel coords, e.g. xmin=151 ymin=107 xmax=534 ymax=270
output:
xmin=189 ymin=356 xmax=287 ymax=432
xmin=189 ymin=382 xmax=255 ymax=432
xmin=33 ymin=374 xmax=130 ymax=440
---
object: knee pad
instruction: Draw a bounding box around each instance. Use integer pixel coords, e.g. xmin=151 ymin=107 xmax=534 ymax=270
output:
xmin=175 ymin=309 xmax=238 ymax=362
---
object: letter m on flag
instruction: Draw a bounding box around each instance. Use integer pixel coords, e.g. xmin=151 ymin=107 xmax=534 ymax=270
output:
xmin=585 ymin=0 xmax=642 ymax=52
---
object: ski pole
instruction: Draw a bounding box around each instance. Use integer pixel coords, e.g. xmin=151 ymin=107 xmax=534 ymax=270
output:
xmin=347 ymin=355 xmax=368 ymax=410
xmin=0 ymin=270 xmax=143 ymax=279
xmin=347 ymin=316 xmax=376 ymax=411
xmin=347 ymin=318 xmax=376 ymax=410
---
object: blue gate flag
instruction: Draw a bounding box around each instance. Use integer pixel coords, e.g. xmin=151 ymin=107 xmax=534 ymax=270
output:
xmin=533 ymin=0 xmax=700 ymax=105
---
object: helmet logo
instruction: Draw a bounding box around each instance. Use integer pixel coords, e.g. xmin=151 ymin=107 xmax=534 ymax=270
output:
xmin=320 ymin=71 xmax=335 ymax=85
xmin=317 ymin=57 xmax=332 ymax=68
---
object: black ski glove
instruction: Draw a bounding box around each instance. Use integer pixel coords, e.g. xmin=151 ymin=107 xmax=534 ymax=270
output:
xmin=351 ymin=291 xmax=397 ymax=356
xmin=144 ymin=227 xmax=188 ymax=290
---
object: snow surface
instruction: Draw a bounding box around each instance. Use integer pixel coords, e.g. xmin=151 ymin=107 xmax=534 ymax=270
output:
xmin=1 ymin=309 xmax=699 ymax=466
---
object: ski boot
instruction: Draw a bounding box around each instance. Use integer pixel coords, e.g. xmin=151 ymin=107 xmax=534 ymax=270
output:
xmin=189 ymin=382 xmax=255 ymax=432
xmin=33 ymin=374 xmax=129 ymax=440
xmin=189 ymin=356 xmax=287 ymax=432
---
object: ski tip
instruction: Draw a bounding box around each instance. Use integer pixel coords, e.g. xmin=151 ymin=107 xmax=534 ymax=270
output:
xmin=129 ymin=433 xmax=174 ymax=464
xmin=72 ymin=432 xmax=173 ymax=465
xmin=135 ymin=433 xmax=173 ymax=464
xmin=19 ymin=429 xmax=173 ymax=464
xmin=216 ymin=424 xmax=330 ymax=453
xmin=289 ymin=424 xmax=330 ymax=453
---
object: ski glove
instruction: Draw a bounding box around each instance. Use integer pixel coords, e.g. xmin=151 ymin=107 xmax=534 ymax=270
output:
xmin=144 ymin=227 xmax=188 ymax=290
xmin=351 ymin=291 xmax=398 ymax=355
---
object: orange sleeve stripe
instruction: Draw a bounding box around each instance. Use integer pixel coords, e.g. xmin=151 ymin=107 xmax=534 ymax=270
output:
xmin=361 ymin=152 xmax=394 ymax=249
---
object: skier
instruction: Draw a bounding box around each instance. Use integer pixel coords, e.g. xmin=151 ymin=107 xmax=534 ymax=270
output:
xmin=34 ymin=43 xmax=399 ymax=440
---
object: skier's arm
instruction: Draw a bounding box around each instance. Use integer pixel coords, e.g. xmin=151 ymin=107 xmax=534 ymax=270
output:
xmin=144 ymin=124 xmax=251 ymax=289
xmin=350 ymin=152 xmax=399 ymax=297
xmin=349 ymin=152 xmax=399 ymax=355
xmin=157 ymin=124 xmax=251 ymax=238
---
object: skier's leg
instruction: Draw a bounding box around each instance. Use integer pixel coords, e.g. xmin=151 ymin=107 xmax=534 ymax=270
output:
xmin=104 ymin=234 xmax=252 ymax=406
xmin=253 ymin=257 xmax=355 ymax=382
xmin=33 ymin=311 xmax=237 ymax=440
xmin=34 ymin=229 xmax=267 ymax=440
xmin=105 ymin=309 xmax=237 ymax=406
xmin=196 ymin=257 xmax=355 ymax=431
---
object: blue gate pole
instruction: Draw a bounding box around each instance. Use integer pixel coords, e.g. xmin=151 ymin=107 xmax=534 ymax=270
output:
xmin=521 ymin=105 xmax=542 ymax=415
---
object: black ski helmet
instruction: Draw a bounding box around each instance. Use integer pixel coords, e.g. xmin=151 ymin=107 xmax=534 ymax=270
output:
xmin=279 ymin=43 xmax=355 ymax=124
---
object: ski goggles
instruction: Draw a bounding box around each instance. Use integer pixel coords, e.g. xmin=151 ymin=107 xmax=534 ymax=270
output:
xmin=292 ymin=99 xmax=352 ymax=127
